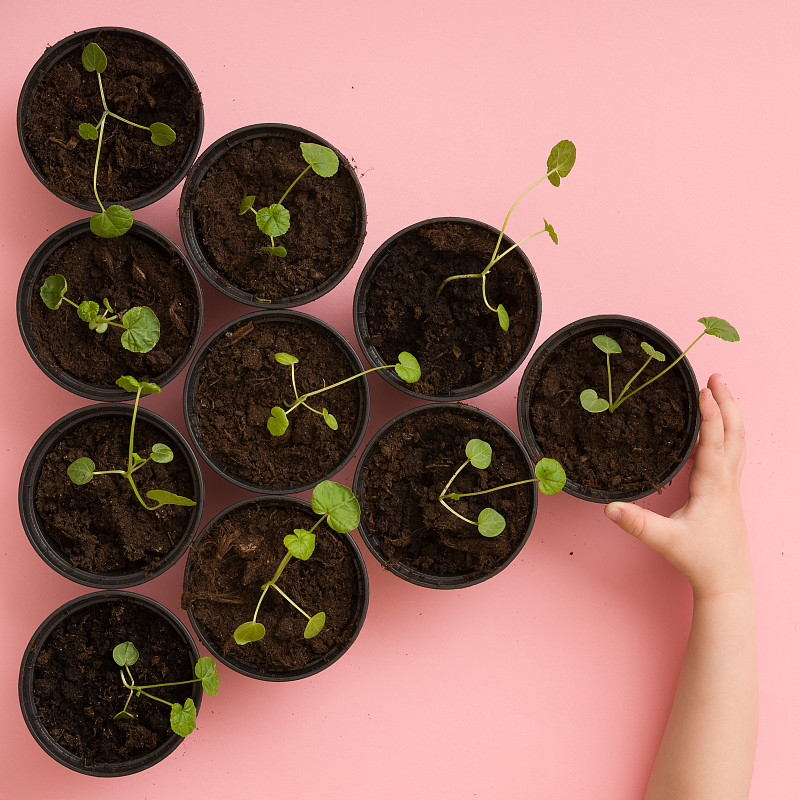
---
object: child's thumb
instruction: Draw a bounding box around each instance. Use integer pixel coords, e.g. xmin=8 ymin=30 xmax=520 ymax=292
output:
xmin=604 ymin=502 xmax=672 ymax=554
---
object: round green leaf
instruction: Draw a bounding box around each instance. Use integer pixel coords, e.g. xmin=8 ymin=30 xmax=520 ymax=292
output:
xmin=535 ymin=458 xmax=567 ymax=494
xmin=195 ymin=657 xmax=219 ymax=696
xmin=304 ymin=612 xmax=326 ymax=639
xmin=543 ymin=218 xmax=558 ymax=245
xmin=77 ymin=300 xmax=99 ymax=323
xmin=465 ymin=438 xmax=492 ymax=469
xmin=40 ymin=274 xmax=68 ymax=310
xmin=300 ymin=142 xmax=339 ymax=177
xmin=121 ymin=306 xmax=160 ymax=353
xmin=170 ymin=699 xmax=196 ymax=737
xmin=546 ymin=139 xmax=577 ymax=187
xmin=234 ymin=621 xmax=265 ymax=645
xmin=78 ymin=122 xmax=98 ymax=140
xmin=113 ymin=710 xmax=135 ymax=721
xmin=267 ymin=406 xmax=289 ymax=436
xmin=275 ymin=352 xmax=299 ymax=365
xmin=477 ymin=507 xmax=506 ymax=538
xmin=112 ymin=641 xmax=139 ymax=667
xmin=81 ymin=42 xmax=107 ymax=73
xmin=150 ymin=443 xmax=174 ymax=463
xmin=311 ymin=481 xmax=361 ymax=532
xmin=115 ymin=375 xmax=162 ymax=395
xmin=262 ymin=245 xmax=288 ymax=257
xmin=580 ymin=389 xmax=610 ymax=413
xmin=256 ymin=204 xmax=290 ymax=237
xmin=145 ymin=490 xmax=197 ymax=509
xmin=698 ymin=316 xmax=740 ymax=342
xmin=322 ymin=408 xmax=338 ymax=430
xmin=284 ymin=528 xmax=316 ymax=560
xmin=641 ymin=341 xmax=666 ymax=361
xmin=89 ymin=320 xmax=108 ymax=333
xmin=90 ymin=205 xmax=133 ymax=238
xmin=67 ymin=457 xmax=95 ymax=485
xmin=592 ymin=335 xmax=621 ymax=354
xmin=394 ymin=351 xmax=421 ymax=383
xmin=149 ymin=122 xmax=176 ymax=146
xmin=497 ymin=304 xmax=510 ymax=331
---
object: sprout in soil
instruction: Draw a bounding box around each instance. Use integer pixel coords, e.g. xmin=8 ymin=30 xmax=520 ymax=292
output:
xmin=233 ymin=481 xmax=361 ymax=645
xmin=438 ymin=438 xmax=566 ymax=537
xmin=78 ymin=42 xmax=177 ymax=239
xmin=436 ymin=139 xmax=576 ymax=331
xmin=579 ymin=317 xmax=740 ymax=414
xmin=266 ymin=351 xmax=421 ymax=437
xmin=112 ymin=641 xmax=218 ymax=737
xmin=40 ymin=274 xmax=160 ymax=353
xmin=238 ymin=142 xmax=339 ymax=260
xmin=66 ymin=376 xmax=196 ymax=510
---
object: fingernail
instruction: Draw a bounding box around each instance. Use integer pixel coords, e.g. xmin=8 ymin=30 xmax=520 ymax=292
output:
xmin=605 ymin=504 xmax=622 ymax=521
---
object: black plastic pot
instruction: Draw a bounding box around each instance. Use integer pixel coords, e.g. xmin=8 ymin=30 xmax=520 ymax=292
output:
xmin=18 ymin=27 xmax=203 ymax=211
xmin=517 ymin=315 xmax=702 ymax=503
xmin=353 ymin=403 xmax=538 ymax=589
xmin=17 ymin=219 xmax=204 ymax=402
xmin=179 ymin=123 xmax=366 ymax=308
xmin=19 ymin=590 xmax=203 ymax=776
xmin=183 ymin=496 xmax=369 ymax=681
xmin=353 ymin=217 xmax=542 ymax=402
xmin=183 ymin=309 xmax=371 ymax=494
xmin=19 ymin=403 xmax=204 ymax=588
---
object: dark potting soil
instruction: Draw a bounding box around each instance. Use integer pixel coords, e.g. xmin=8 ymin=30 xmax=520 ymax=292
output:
xmin=34 ymin=415 xmax=196 ymax=573
xmin=527 ymin=326 xmax=691 ymax=494
xmin=32 ymin=599 xmax=195 ymax=764
xmin=191 ymin=317 xmax=364 ymax=489
xmin=28 ymin=229 xmax=200 ymax=388
xmin=189 ymin=132 xmax=363 ymax=300
xmin=363 ymin=221 xmax=539 ymax=396
xmin=361 ymin=407 xmax=535 ymax=577
xmin=23 ymin=31 xmax=201 ymax=205
xmin=182 ymin=501 xmax=361 ymax=673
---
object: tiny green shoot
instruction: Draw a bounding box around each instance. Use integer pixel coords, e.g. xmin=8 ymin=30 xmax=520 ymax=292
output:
xmin=267 ymin=351 xmax=421 ymax=436
xmin=78 ymin=42 xmax=177 ymax=238
xmin=239 ymin=142 xmax=339 ymax=258
xmin=436 ymin=140 xmax=576 ymax=331
xmin=67 ymin=376 xmax=196 ymax=510
xmin=112 ymin=641 xmax=218 ymax=737
xmin=233 ymin=481 xmax=361 ymax=645
xmin=40 ymin=274 xmax=160 ymax=353
xmin=579 ymin=317 xmax=740 ymax=414
xmin=438 ymin=439 xmax=566 ymax=537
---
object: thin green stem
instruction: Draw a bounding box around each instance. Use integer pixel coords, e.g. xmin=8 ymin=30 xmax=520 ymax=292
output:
xmin=487 ymin=229 xmax=545 ymax=268
xmin=270 ymin=583 xmax=311 ymax=619
xmin=439 ymin=459 xmax=471 ymax=498
xmin=92 ymin=114 xmax=108 ymax=212
xmin=278 ymin=165 xmax=312 ymax=206
xmin=610 ymin=356 xmax=653 ymax=412
xmin=133 ymin=678 xmax=202 ymax=690
xmin=435 ymin=271 xmax=481 ymax=298
xmin=481 ymin=275 xmax=497 ymax=313
xmin=129 ymin=456 xmax=152 ymax=475
xmin=119 ymin=687 xmax=134 ymax=714
xmin=63 ymin=297 xmax=80 ymax=309
xmin=439 ymin=498 xmax=477 ymax=526
xmin=127 ymin=474 xmax=156 ymax=510
xmin=97 ymin=72 xmax=109 ymax=112
xmin=442 ymin=477 xmax=539 ymax=499
xmin=607 ymin=353 xmax=613 ymax=409
xmin=92 ymin=469 xmax=127 ymax=477
xmin=251 ymin=584 xmax=271 ymax=624
xmin=135 ymin=689 xmax=174 ymax=708
xmin=106 ymin=111 xmax=150 ymax=131
xmin=128 ymin=388 xmax=142 ymax=471
xmin=284 ymin=365 xmax=397 ymax=413
xmin=270 ymin=551 xmax=294 ymax=586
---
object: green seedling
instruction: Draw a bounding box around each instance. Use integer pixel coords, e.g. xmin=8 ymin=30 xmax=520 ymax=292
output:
xmin=436 ymin=139 xmax=576 ymax=331
xmin=112 ymin=641 xmax=218 ymax=737
xmin=266 ymin=351 xmax=421 ymax=436
xmin=579 ymin=317 xmax=740 ymax=414
xmin=233 ymin=481 xmax=361 ymax=645
xmin=67 ymin=376 xmax=196 ymax=510
xmin=40 ymin=274 xmax=160 ymax=353
xmin=238 ymin=142 xmax=340 ymax=258
xmin=438 ymin=438 xmax=566 ymax=537
xmin=78 ymin=42 xmax=177 ymax=238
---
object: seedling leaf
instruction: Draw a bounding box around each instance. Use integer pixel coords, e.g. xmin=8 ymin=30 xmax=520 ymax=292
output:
xmin=90 ymin=205 xmax=134 ymax=238
xmin=77 ymin=300 xmax=100 ymax=323
xmin=114 ymin=711 xmax=135 ymax=720
xmin=477 ymin=507 xmax=506 ymax=537
xmin=195 ymin=657 xmax=219 ymax=696
xmin=234 ymin=621 xmax=265 ymax=644
xmin=543 ymin=218 xmax=558 ymax=244
xmin=170 ymin=699 xmax=196 ymax=737
xmin=535 ymin=458 xmax=567 ymax=494
xmin=150 ymin=443 xmax=174 ymax=463
xmin=149 ymin=122 xmax=176 ymax=146
xmin=641 ymin=342 xmax=666 ymax=361
xmin=465 ymin=438 xmax=492 ymax=469
xmin=120 ymin=306 xmax=160 ymax=353
xmin=81 ymin=42 xmax=107 ymax=73
xmin=68 ymin=457 xmax=95 ymax=485
xmin=115 ymin=376 xmax=161 ymax=395
xmin=699 ymin=316 xmax=740 ymax=342
xmin=132 ymin=452 xmax=146 ymax=467
xmin=239 ymin=195 xmax=255 ymax=215
xmin=284 ymin=528 xmax=316 ymax=560
xmin=304 ymin=612 xmax=326 ymax=639
xmin=262 ymin=246 xmax=287 ymax=257
xmin=145 ymin=490 xmax=197 ymax=508
xmin=322 ymin=408 xmax=338 ymax=430
xmin=593 ymin=335 xmax=622 ymax=354
xmin=112 ymin=641 xmax=139 ymax=667
xmin=300 ymin=142 xmax=339 ymax=177
xmin=580 ymin=389 xmax=610 ymax=413
xmin=40 ymin=275 xmax=68 ymax=309
xmin=394 ymin=351 xmax=421 ymax=383
xmin=546 ymin=139 xmax=577 ymax=187
xmin=311 ymin=480 xmax=361 ymax=533
xmin=497 ymin=304 xmax=509 ymax=331
xmin=256 ymin=204 xmax=290 ymax=237
xmin=275 ymin=353 xmax=299 ymax=365
xmin=267 ymin=406 xmax=289 ymax=436
xmin=78 ymin=123 xmax=99 ymax=140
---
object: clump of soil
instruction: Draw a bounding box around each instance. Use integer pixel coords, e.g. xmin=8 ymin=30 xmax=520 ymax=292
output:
xmin=362 ymin=220 xmax=540 ymax=397
xmin=190 ymin=316 xmax=365 ymax=490
xmin=22 ymin=31 xmax=202 ymax=205
xmin=359 ymin=406 xmax=536 ymax=579
xmin=189 ymin=130 xmax=364 ymax=300
xmin=34 ymin=413 xmax=196 ymax=573
xmin=28 ymin=227 xmax=200 ymax=388
xmin=182 ymin=500 xmax=363 ymax=675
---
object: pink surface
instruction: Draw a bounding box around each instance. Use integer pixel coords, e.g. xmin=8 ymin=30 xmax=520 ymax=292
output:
xmin=1 ymin=1 xmax=797 ymax=797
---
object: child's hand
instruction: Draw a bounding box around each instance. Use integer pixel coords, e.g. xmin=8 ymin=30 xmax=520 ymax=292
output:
xmin=605 ymin=373 xmax=751 ymax=599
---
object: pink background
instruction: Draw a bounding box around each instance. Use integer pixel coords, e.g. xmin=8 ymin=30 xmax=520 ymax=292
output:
xmin=1 ymin=1 xmax=797 ymax=797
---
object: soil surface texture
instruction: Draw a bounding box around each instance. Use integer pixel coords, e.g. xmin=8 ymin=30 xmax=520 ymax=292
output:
xmin=23 ymin=31 xmax=201 ymax=205
xmin=28 ymin=228 xmax=200 ymax=388
xmin=363 ymin=221 xmax=539 ymax=396
xmin=190 ymin=316 xmax=365 ymax=489
xmin=526 ymin=326 xmax=691 ymax=494
xmin=360 ymin=407 xmax=535 ymax=578
xmin=189 ymin=131 xmax=363 ymax=300
xmin=182 ymin=500 xmax=362 ymax=674
xmin=32 ymin=599 xmax=197 ymax=765
xmin=35 ymin=414 xmax=196 ymax=573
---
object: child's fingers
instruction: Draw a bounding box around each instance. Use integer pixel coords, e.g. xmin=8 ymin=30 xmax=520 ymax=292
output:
xmin=605 ymin=502 xmax=677 ymax=558
xmin=707 ymin=373 xmax=746 ymax=469
xmin=690 ymin=386 xmax=725 ymax=495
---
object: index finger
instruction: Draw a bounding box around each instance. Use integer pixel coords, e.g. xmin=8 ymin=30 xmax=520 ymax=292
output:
xmin=707 ymin=373 xmax=745 ymax=469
